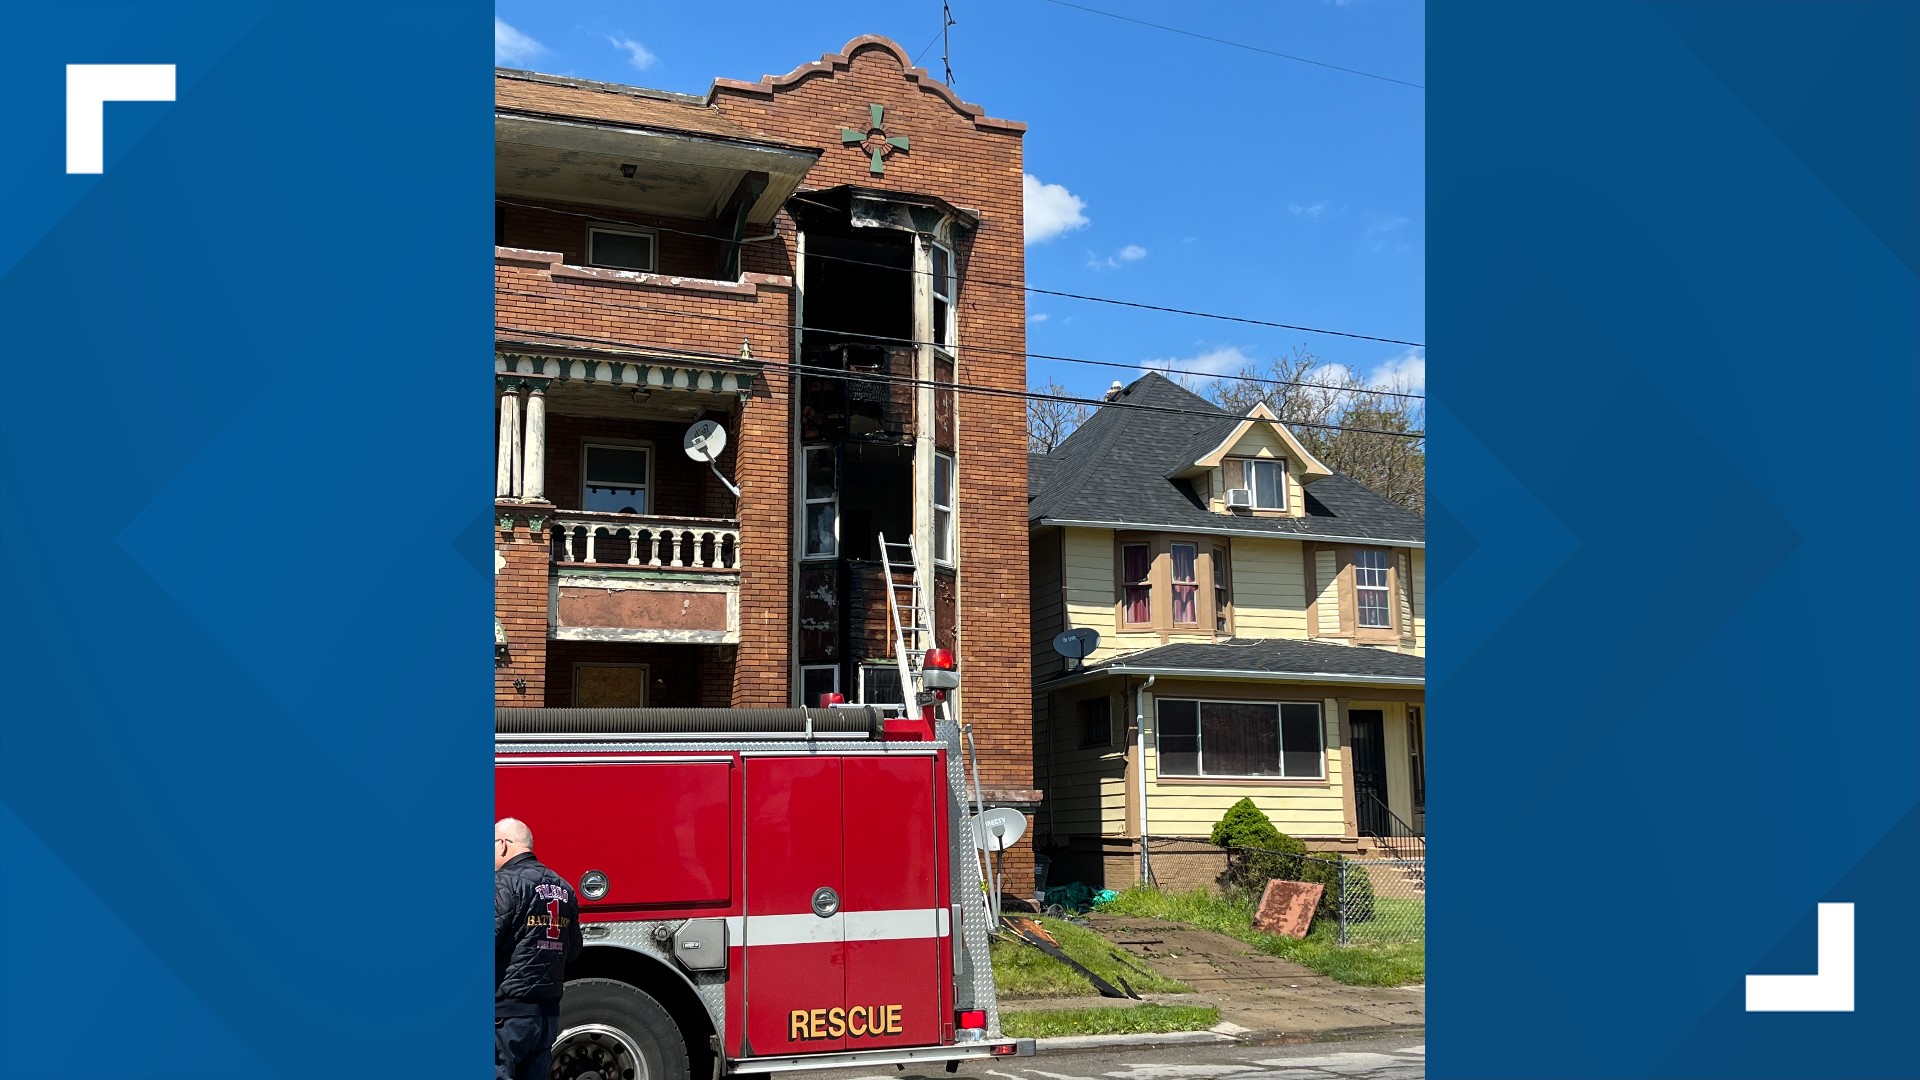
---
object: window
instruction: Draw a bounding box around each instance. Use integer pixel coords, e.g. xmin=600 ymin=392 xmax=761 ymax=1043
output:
xmin=1170 ymin=543 xmax=1199 ymax=626
xmin=1355 ymin=549 xmax=1392 ymax=628
xmin=587 ymin=226 xmax=657 ymax=272
xmin=931 ymin=243 xmax=955 ymax=349
xmin=582 ymin=444 xmax=650 ymax=514
xmin=573 ymin=664 xmax=648 ymax=707
xmin=1225 ymin=458 xmax=1286 ymax=510
xmin=859 ymin=664 xmax=905 ymax=707
xmin=802 ymin=446 xmax=837 ymax=558
xmin=1213 ymin=546 xmax=1231 ymax=633
xmin=802 ymin=665 xmax=840 ymax=708
xmin=1120 ymin=543 xmax=1152 ymax=626
xmin=1156 ymin=699 xmax=1325 ymax=779
xmin=934 ymin=453 xmax=956 ymax=564
xmin=1078 ymin=697 xmax=1113 ymax=749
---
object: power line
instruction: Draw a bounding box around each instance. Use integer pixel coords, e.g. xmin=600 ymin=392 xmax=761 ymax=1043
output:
xmin=1037 ymin=0 xmax=1424 ymax=90
xmin=495 ymin=323 xmax=1426 ymax=441
xmin=498 ymin=199 xmax=1425 ymax=350
xmin=495 ymin=285 xmax=1424 ymax=402
xmin=1025 ymin=287 xmax=1422 ymax=347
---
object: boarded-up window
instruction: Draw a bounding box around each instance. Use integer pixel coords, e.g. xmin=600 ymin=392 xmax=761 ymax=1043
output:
xmin=1314 ymin=550 xmax=1341 ymax=635
xmin=574 ymin=664 xmax=648 ymax=707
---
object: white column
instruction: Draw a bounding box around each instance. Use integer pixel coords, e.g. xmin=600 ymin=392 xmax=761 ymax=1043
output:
xmin=497 ymin=381 xmax=521 ymax=499
xmin=522 ymin=383 xmax=547 ymax=502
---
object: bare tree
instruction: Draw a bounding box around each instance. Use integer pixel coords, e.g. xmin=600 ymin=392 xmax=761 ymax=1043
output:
xmin=1027 ymin=378 xmax=1092 ymax=453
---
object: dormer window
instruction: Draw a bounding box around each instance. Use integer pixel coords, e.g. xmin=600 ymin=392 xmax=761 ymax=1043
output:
xmin=1225 ymin=458 xmax=1287 ymax=511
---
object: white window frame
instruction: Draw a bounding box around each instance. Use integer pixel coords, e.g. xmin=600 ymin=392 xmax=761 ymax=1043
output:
xmin=1242 ymin=458 xmax=1287 ymax=511
xmin=931 ymin=242 xmax=956 ymax=350
xmin=586 ymin=224 xmax=658 ymax=272
xmin=801 ymin=445 xmax=838 ymax=560
xmin=933 ymin=452 xmax=957 ymax=566
xmin=581 ymin=441 xmax=653 ymax=516
xmin=1355 ymin=549 xmax=1392 ymax=629
xmin=1154 ymin=697 xmax=1327 ymax=781
xmin=571 ymin=662 xmax=650 ymax=707
xmin=801 ymin=664 xmax=840 ymax=708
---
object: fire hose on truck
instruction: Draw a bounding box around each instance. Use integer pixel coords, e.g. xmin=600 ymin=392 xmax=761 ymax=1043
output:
xmin=495 ymin=651 xmax=1035 ymax=1078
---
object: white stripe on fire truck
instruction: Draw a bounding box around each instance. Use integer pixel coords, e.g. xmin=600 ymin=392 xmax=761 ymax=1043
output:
xmin=723 ymin=908 xmax=953 ymax=947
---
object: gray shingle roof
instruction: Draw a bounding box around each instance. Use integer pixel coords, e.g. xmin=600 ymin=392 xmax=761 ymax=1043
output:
xmin=1079 ymin=637 xmax=1424 ymax=682
xmin=1027 ymin=373 xmax=1424 ymax=544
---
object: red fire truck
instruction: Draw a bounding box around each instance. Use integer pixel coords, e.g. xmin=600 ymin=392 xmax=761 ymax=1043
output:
xmin=496 ymin=648 xmax=1033 ymax=1079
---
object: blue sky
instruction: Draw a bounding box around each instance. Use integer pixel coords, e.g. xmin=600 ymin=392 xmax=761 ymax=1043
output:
xmin=494 ymin=1 xmax=1425 ymax=403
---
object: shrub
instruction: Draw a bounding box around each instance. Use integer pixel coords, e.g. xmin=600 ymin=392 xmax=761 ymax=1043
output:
xmin=1207 ymin=797 xmax=1368 ymax=923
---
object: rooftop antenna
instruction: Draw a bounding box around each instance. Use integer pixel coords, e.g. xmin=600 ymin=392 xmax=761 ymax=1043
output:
xmin=941 ymin=0 xmax=957 ymax=85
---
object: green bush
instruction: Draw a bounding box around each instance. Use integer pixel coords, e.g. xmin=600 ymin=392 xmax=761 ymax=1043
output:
xmin=1207 ymin=797 xmax=1368 ymax=923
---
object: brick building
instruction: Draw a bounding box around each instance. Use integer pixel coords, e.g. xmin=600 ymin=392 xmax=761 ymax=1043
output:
xmin=493 ymin=36 xmax=1040 ymax=882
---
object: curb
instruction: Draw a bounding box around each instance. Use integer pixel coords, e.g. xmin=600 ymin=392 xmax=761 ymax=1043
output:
xmin=1033 ymin=1024 xmax=1424 ymax=1053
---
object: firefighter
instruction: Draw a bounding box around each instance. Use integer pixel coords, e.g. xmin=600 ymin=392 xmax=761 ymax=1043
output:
xmin=495 ymin=817 xmax=583 ymax=1080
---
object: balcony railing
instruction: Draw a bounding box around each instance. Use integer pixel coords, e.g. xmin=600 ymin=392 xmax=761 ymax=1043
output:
xmin=552 ymin=512 xmax=740 ymax=571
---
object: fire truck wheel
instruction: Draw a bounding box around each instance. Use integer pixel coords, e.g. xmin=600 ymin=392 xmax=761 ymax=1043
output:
xmin=552 ymin=979 xmax=688 ymax=1080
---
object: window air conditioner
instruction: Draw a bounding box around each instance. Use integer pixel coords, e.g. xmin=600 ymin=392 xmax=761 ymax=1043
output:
xmin=1225 ymin=487 xmax=1254 ymax=510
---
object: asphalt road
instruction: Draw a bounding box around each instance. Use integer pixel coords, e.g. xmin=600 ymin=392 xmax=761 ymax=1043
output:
xmin=802 ymin=1034 xmax=1425 ymax=1080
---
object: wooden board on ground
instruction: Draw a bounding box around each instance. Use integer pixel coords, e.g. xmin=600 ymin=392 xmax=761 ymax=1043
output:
xmin=1253 ymin=879 xmax=1323 ymax=938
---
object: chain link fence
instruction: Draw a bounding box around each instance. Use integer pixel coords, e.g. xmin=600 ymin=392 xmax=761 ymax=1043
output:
xmin=1134 ymin=839 xmax=1424 ymax=946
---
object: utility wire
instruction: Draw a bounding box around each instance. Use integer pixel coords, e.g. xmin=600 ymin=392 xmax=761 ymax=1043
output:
xmin=496 ymin=323 xmax=1426 ymax=441
xmin=498 ymin=199 xmax=1425 ymax=350
xmin=495 ymin=285 xmax=1424 ymax=403
xmin=1037 ymin=0 xmax=1424 ymax=90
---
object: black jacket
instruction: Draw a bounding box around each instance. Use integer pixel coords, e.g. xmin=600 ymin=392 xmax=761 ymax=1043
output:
xmin=495 ymin=852 xmax=584 ymax=1016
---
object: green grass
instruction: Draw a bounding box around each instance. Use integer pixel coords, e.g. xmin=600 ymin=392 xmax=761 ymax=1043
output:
xmin=1098 ymin=887 xmax=1425 ymax=987
xmin=999 ymin=1004 xmax=1220 ymax=1040
xmin=991 ymin=916 xmax=1192 ymax=998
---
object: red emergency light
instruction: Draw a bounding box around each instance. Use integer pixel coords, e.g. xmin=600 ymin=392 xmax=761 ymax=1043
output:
xmin=956 ymin=1010 xmax=986 ymax=1029
xmin=818 ymin=692 xmax=846 ymax=707
xmin=923 ymin=648 xmax=956 ymax=671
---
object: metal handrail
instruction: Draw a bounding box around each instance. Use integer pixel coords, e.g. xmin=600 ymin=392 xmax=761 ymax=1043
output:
xmin=1360 ymin=792 xmax=1424 ymax=861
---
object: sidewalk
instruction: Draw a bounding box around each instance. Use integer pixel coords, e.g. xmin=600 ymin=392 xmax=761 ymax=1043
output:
xmin=998 ymin=913 xmax=1424 ymax=1042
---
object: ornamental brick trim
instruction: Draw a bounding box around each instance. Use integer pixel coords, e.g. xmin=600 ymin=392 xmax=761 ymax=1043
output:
xmin=708 ymin=34 xmax=1028 ymax=134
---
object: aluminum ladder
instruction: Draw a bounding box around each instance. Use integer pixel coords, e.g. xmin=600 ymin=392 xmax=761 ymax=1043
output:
xmin=877 ymin=532 xmax=1002 ymax=1037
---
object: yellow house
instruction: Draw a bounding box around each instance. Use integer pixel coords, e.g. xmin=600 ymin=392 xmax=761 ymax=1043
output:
xmin=1029 ymin=374 xmax=1424 ymax=891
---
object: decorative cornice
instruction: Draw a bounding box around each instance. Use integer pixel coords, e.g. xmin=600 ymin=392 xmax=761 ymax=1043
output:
xmin=496 ymin=351 xmax=756 ymax=397
xmin=709 ymin=35 xmax=1027 ymax=134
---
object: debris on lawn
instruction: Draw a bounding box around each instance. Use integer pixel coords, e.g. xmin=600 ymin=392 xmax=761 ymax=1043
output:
xmin=999 ymin=916 xmax=1141 ymax=1000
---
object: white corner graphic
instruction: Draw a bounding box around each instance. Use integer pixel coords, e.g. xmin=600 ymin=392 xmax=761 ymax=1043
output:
xmin=1745 ymin=902 xmax=1854 ymax=1012
xmin=66 ymin=64 xmax=176 ymax=174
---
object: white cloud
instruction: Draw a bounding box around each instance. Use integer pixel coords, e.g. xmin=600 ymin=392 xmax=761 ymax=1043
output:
xmin=1369 ymin=349 xmax=1424 ymax=393
xmin=1023 ymin=173 xmax=1089 ymax=245
xmin=1087 ymin=243 xmax=1148 ymax=270
xmin=1143 ymin=345 xmax=1255 ymax=378
xmin=1365 ymin=215 xmax=1411 ymax=254
xmin=495 ymin=18 xmax=546 ymax=66
xmin=1288 ymin=200 xmax=1329 ymax=218
xmin=1030 ymin=312 xmax=1050 ymax=324
xmin=608 ymin=35 xmax=657 ymax=71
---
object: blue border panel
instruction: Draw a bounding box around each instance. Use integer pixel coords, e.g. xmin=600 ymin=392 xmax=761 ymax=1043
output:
xmin=1430 ymin=3 xmax=1917 ymax=1078
xmin=0 ymin=3 xmax=492 ymax=1076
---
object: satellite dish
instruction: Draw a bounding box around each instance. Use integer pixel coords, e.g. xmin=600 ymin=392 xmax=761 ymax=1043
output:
xmin=1052 ymin=628 xmax=1101 ymax=670
xmin=683 ymin=420 xmax=740 ymax=498
xmin=970 ymin=807 xmax=1028 ymax=852
xmin=683 ymin=420 xmax=727 ymax=463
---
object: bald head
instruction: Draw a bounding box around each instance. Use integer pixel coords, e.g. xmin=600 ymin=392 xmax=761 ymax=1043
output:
xmin=495 ymin=817 xmax=534 ymax=869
